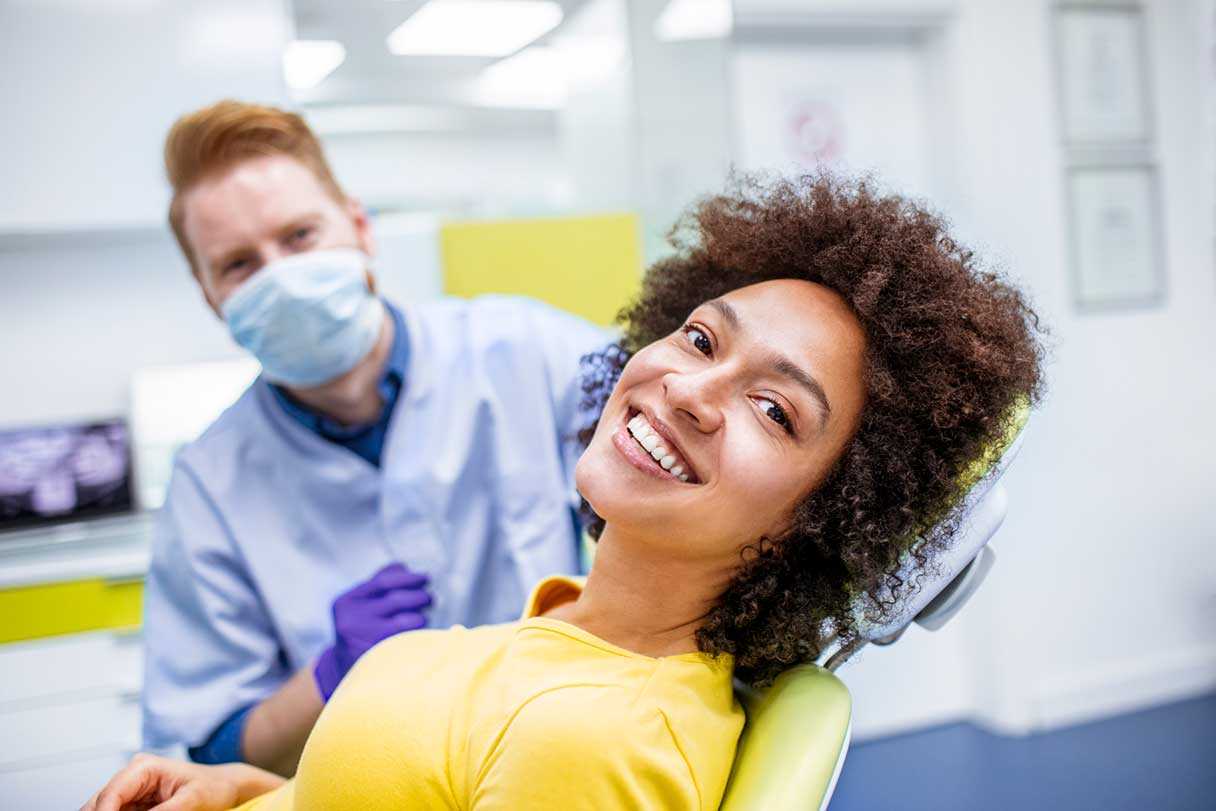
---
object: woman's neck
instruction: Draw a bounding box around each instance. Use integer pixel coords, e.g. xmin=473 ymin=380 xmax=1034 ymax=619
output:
xmin=546 ymin=526 xmax=737 ymax=658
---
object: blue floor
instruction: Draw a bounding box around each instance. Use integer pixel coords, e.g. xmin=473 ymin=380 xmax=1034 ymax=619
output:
xmin=829 ymin=693 xmax=1216 ymax=810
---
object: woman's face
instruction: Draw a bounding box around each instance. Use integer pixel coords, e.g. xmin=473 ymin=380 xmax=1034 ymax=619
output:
xmin=576 ymin=279 xmax=867 ymax=563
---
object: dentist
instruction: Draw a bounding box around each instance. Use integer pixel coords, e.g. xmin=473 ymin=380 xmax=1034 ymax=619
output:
xmin=141 ymin=100 xmax=609 ymax=776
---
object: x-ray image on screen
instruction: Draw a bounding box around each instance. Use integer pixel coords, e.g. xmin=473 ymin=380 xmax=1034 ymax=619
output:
xmin=0 ymin=419 xmax=133 ymax=532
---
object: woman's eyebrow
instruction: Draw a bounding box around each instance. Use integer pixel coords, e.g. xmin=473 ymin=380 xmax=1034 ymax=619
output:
xmin=705 ymin=298 xmax=832 ymax=421
xmin=769 ymin=354 xmax=832 ymax=420
xmin=706 ymin=298 xmax=740 ymax=329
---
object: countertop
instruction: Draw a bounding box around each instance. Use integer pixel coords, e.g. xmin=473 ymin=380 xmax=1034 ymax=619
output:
xmin=0 ymin=514 xmax=152 ymax=589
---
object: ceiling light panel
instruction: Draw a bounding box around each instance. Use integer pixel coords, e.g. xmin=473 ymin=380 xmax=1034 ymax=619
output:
xmin=283 ymin=40 xmax=347 ymax=90
xmin=654 ymin=0 xmax=733 ymax=42
xmin=387 ymin=0 xmax=564 ymax=57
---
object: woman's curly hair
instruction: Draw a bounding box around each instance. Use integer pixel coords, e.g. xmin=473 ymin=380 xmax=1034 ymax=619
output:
xmin=577 ymin=173 xmax=1045 ymax=686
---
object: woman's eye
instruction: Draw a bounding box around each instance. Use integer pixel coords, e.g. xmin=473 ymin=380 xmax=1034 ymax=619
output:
xmin=224 ymin=259 xmax=248 ymax=274
xmin=683 ymin=325 xmax=712 ymax=356
xmin=757 ymin=398 xmax=793 ymax=434
xmin=290 ymin=227 xmax=313 ymax=243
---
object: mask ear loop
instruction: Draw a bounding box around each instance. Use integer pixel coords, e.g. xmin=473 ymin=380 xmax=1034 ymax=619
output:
xmin=363 ymin=257 xmax=378 ymax=296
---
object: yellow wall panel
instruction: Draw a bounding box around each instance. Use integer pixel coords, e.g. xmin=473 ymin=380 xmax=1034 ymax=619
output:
xmin=0 ymin=578 xmax=143 ymax=644
xmin=440 ymin=213 xmax=642 ymax=326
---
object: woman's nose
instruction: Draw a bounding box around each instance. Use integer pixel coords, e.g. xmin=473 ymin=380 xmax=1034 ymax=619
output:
xmin=662 ymin=369 xmax=726 ymax=433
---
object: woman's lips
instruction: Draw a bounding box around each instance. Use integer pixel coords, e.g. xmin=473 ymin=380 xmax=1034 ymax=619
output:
xmin=612 ymin=424 xmax=684 ymax=482
xmin=610 ymin=409 xmax=696 ymax=484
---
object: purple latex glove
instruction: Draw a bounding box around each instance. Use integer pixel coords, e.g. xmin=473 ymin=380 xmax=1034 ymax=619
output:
xmin=313 ymin=563 xmax=432 ymax=700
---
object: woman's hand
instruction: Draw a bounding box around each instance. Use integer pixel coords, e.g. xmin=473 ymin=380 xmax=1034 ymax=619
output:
xmin=81 ymin=753 xmax=285 ymax=811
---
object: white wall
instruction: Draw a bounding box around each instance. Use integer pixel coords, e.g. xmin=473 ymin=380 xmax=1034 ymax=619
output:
xmin=0 ymin=0 xmax=289 ymax=231
xmin=557 ymin=0 xmax=735 ymax=261
xmin=0 ymin=233 xmax=240 ymax=427
xmin=735 ymin=0 xmax=1216 ymax=739
xmin=966 ymin=0 xmax=1216 ymax=735
xmin=0 ymin=0 xmax=290 ymax=423
xmin=319 ymin=130 xmax=571 ymax=218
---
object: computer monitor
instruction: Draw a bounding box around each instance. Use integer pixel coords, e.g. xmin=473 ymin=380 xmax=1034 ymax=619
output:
xmin=0 ymin=418 xmax=134 ymax=533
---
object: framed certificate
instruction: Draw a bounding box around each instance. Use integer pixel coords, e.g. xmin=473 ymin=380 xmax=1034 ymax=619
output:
xmin=1055 ymin=4 xmax=1152 ymax=144
xmin=1066 ymin=164 xmax=1164 ymax=310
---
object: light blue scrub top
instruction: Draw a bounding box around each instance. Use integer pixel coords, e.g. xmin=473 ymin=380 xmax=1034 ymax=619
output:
xmin=141 ymin=295 xmax=611 ymax=750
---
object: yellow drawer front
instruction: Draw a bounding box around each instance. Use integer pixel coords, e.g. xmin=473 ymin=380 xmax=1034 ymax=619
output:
xmin=0 ymin=579 xmax=143 ymax=644
xmin=440 ymin=213 xmax=643 ymax=326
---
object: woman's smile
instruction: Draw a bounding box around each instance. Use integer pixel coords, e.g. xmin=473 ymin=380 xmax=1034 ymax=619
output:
xmin=610 ymin=408 xmax=701 ymax=486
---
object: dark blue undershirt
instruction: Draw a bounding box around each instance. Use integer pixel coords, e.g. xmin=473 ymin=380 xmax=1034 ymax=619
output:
xmin=269 ymin=300 xmax=411 ymax=469
xmin=188 ymin=300 xmax=409 ymax=765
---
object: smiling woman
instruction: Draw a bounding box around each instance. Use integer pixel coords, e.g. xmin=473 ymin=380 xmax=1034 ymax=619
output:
xmin=577 ymin=172 xmax=1045 ymax=685
xmin=82 ymin=173 xmax=1044 ymax=811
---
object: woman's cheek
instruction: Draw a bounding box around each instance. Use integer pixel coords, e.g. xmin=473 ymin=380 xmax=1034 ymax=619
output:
xmin=723 ymin=427 xmax=797 ymax=513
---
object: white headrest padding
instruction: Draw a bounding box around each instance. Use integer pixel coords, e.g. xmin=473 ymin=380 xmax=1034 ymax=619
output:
xmin=854 ymin=427 xmax=1025 ymax=640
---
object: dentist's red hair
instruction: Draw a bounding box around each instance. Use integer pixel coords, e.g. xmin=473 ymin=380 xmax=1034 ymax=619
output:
xmin=163 ymin=99 xmax=346 ymax=272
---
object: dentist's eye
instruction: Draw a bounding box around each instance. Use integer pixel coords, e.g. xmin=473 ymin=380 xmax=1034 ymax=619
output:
xmin=683 ymin=325 xmax=712 ymax=356
xmin=287 ymin=226 xmax=317 ymax=248
xmin=757 ymin=398 xmax=793 ymax=434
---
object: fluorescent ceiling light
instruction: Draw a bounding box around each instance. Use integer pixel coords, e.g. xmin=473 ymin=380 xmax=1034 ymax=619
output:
xmin=654 ymin=0 xmax=733 ymax=41
xmin=283 ymin=40 xmax=346 ymax=90
xmin=387 ymin=0 xmax=563 ymax=57
xmin=475 ymin=46 xmax=565 ymax=108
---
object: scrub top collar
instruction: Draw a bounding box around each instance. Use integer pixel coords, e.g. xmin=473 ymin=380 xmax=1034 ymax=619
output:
xmin=268 ymin=299 xmax=410 ymax=462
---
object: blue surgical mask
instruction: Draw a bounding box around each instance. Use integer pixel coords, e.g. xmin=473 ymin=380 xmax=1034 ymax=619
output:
xmin=221 ymin=248 xmax=384 ymax=387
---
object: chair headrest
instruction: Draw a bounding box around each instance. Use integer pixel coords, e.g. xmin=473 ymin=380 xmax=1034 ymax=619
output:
xmin=852 ymin=403 xmax=1030 ymax=641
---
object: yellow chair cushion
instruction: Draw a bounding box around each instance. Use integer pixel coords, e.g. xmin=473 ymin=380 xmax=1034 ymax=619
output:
xmin=720 ymin=665 xmax=852 ymax=811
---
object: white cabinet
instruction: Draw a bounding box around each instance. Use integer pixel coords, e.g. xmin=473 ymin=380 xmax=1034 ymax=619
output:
xmin=0 ymin=631 xmax=145 ymax=811
xmin=1 ymin=751 xmax=131 ymax=811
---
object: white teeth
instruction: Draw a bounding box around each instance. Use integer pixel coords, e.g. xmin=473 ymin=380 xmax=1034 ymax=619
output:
xmin=628 ymin=412 xmax=695 ymax=483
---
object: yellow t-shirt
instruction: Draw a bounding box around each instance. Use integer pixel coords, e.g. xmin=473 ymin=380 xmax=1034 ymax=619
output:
xmin=232 ymin=577 xmax=744 ymax=811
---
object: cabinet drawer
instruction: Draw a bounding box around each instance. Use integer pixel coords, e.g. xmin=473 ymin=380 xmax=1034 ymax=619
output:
xmin=0 ymin=692 xmax=140 ymax=765
xmin=0 ymin=577 xmax=143 ymax=644
xmin=0 ymin=630 xmax=141 ymax=706
xmin=0 ymin=749 xmax=129 ymax=811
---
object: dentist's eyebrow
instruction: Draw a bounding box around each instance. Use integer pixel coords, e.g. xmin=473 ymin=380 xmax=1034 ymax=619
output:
xmin=706 ymin=297 xmax=832 ymax=420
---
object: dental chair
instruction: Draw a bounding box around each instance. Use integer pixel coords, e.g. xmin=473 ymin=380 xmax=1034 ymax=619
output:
xmin=719 ymin=408 xmax=1029 ymax=811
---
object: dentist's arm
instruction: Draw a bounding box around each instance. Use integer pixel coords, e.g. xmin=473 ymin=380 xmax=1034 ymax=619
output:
xmin=238 ymin=667 xmax=325 ymax=777
xmin=238 ymin=563 xmax=432 ymax=775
